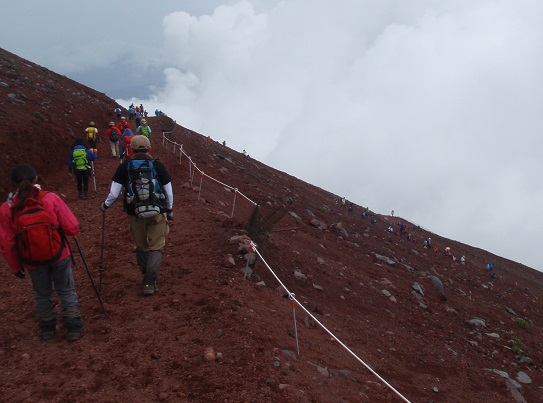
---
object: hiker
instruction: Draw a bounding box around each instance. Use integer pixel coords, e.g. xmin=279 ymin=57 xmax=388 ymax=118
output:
xmin=85 ymin=121 xmax=99 ymax=154
xmin=371 ymin=215 xmax=377 ymax=225
xmin=120 ymin=128 xmax=135 ymax=161
xmin=348 ymin=203 xmax=354 ymax=213
xmin=0 ymin=164 xmax=84 ymax=341
xmin=68 ymin=138 xmax=96 ymax=199
xmin=135 ymin=109 xmax=141 ymax=128
xmin=391 ymin=210 xmax=394 ymax=217
xmin=117 ymin=116 xmax=130 ymax=134
xmin=114 ymin=106 xmax=122 ymax=118
xmin=361 ymin=211 xmax=366 ymax=220
xmin=128 ymin=104 xmax=135 ymax=121
xmin=461 ymin=255 xmax=466 ymax=265
xmin=100 ymin=135 xmax=173 ymax=296
xmin=486 ymin=263 xmax=494 ymax=271
xmin=341 ymin=197 xmax=346 ymax=207
xmin=136 ymin=119 xmax=152 ymax=139
xmin=154 ymin=109 xmax=160 ymax=117
xmin=106 ymin=122 xmax=122 ymax=158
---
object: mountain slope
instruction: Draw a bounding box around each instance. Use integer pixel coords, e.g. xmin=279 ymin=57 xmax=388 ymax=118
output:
xmin=1 ymin=47 xmax=542 ymax=402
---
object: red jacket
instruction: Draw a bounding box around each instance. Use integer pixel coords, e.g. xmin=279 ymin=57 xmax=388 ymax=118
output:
xmin=117 ymin=121 xmax=130 ymax=133
xmin=0 ymin=187 xmax=80 ymax=273
xmin=107 ymin=126 xmax=122 ymax=141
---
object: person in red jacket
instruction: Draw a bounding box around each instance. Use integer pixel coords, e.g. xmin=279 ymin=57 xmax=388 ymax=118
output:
xmin=117 ymin=116 xmax=130 ymax=134
xmin=0 ymin=164 xmax=84 ymax=341
xmin=106 ymin=121 xmax=122 ymax=157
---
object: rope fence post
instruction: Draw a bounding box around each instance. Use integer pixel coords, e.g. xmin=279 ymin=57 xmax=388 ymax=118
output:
xmin=198 ymin=172 xmax=204 ymax=200
xmin=289 ymin=293 xmax=300 ymax=356
xmin=231 ymin=188 xmax=238 ymax=218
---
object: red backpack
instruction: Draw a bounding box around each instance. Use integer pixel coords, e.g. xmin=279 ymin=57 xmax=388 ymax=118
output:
xmin=12 ymin=191 xmax=65 ymax=267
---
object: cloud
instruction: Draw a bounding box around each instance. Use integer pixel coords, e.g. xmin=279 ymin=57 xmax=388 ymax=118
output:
xmin=131 ymin=0 xmax=543 ymax=269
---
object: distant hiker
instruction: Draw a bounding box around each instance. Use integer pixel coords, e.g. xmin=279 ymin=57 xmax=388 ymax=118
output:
xmin=222 ymin=141 xmax=226 ymax=147
xmin=348 ymin=203 xmax=354 ymax=213
xmin=361 ymin=211 xmax=366 ymax=220
xmin=128 ymin=104 xmax=135 ymax=121
xmin=391 ymin=210 xmax=394 ymax=217
xmin=120 ymin=129 xmax=135 ymax=161
xmin=365 ymin=206 xmax=369 ymax=215
xmin=136 ymin=119 xmax=152 ymax=139
xmin=85 ymin=121 xmax=99 ymax=154
xmin=117 ymin=116 xmax=130 ymax=134
xmin=139 ymin=103 xmax=144 ymax=114
xmin=341 ymin=197 xmax=346 ymax=207
xmin=0 ymin=164 xmax=84 ymax=341
xmin=135 ymin=110 xmax=141 ymax=128
xmin=69 ymin=138 xmax=96 ymax=199
xmin=423 ymin=238 xmax=431 ymax=249
xmin=434 ymin=245 xmax=439 ymax=253
xmin=407 ymin=233 xmax=412 ymax=241
xmin=371 ymin=215 xmax=377 ymax=225
xmin=154 ymin=109 xmax=160 ymax=117
xmin=486 ymin=263 xmax=494 ymax=271
xmin=444 ymin=247 xmax=451 ymax=257
xmin=114 ymin=106 xmax=122 ymax=118
xmin=144 ymin=110 xmax=148 ymax=117
xmin=106 ymin=122 xmax=122 ymax=158
xmin=100 ymin=135 xmax=174 ymax=296
xmin=242 ymin=149 xmax=247 ymax=156
xmin=387 ymin=225 xmax=394 ymax=233
xmin=461 ymin=255 xmax=466 ymax=265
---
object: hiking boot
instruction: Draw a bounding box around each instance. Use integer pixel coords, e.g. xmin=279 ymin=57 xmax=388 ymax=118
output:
xmin=41 ymin=330 xmax=56 ymax=341
xmin=67 ymin=331 xmax=81 ymax=342
xmin=143 ymin=284 xmax=155 ymax=295
xmin=78 ymin=193 xmax=84 ymax=199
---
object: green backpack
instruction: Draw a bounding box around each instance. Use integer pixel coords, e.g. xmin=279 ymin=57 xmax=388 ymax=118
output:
xmin=140 ymin=125 xmax=150 ymax=137
xmin=72 ymin=148 xmax=89 ymax=171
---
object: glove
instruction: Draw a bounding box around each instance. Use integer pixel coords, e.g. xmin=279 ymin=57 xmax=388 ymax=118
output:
xmin=100 ymin=202 xmax=109 ymax=213
xmin=15 ymin=271 xmax=25 ymax=279
xmin=166 ymin=209 xmax=173 ymax=221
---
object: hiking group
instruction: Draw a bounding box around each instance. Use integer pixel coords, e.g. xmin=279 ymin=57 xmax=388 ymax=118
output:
xmin=0 ymin=108 xmax=173 ymax=342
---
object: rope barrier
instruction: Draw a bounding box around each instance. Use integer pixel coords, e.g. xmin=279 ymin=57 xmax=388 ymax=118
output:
xmin=162 ymin=131 xmax=257 ymax=217
xmin=161 ymin=129 xmax=410 ymax=402
xmin=251 ymin=242 xmax=411 ymax=403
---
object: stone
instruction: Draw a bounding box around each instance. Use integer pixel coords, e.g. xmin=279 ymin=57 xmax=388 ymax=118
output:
xmin=293 ymin=270 xmax=307 ymax=284
xmin=516 ymin=372 xmax=532 ymax=384
xmin=466 ymin=318 xmax=486 ymax=328
xmin=412 ymin=282 xmax=424 ymax=296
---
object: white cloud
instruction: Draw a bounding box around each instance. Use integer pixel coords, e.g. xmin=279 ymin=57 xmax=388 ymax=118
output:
xmin=141 ymin=0 xmax=543 ymax=270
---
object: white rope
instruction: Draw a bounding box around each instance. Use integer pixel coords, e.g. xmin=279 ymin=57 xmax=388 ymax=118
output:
xmin=251 ymin=242 xmax=412 ymax=403
xmin=162 ymin=131 xmax=257 ymax=206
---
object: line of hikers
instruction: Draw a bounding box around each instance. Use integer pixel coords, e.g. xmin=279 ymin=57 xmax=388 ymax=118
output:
xmin=0 ymin=125 xmax=174 ymax=342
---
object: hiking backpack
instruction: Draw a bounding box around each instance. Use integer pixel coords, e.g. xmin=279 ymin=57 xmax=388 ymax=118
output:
xmin=87 ymin=127 xmax=97 ymax=140
xmin=12 ymin=191 xmax=65 ymax=267
xmin=140 ymin=125 xmax=150 ymax=137
xmin=72 ymin=148 xmax=89 ymax=171
xmin=109 ymin=128 xmax=119 ymax=142
xmin=126 ymin=159 xmax=166 ymax=218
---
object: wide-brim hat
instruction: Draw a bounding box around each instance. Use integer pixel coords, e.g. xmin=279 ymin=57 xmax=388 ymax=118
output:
xmin=131 ymin=135 xmax=151 ymax=151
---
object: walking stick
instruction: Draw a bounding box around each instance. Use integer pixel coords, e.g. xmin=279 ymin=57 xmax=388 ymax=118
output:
xmin=73 ymin=236 xmax=107 ymax=316
xmin=91 ymin=161 xmax=97 ymax=192
xmin=99 ymin=212 xmax=105 ymax=293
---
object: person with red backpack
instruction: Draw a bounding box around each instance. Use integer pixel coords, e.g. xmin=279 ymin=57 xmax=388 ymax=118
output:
xmin=0 ymin=164 xmax=83 ymax=341
xmin=119 ymin=128 xmax=135 ymax=161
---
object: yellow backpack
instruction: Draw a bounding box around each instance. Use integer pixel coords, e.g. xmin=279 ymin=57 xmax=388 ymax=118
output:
xmin=87 ymin=127 xmax=96 ymax=140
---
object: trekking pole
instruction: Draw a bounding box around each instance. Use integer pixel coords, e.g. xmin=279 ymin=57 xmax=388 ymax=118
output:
xmin=73 ymin=236 xmax=107 ymax=316
xmin=91 ymin=161 xmax=97 ymax=192
xmin=99 ymin=211 xmax=105 ymax=294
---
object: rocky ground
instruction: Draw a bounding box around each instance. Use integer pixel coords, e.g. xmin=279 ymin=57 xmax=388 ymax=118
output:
xmin=1 ymin=47 xmax=543 ymax=402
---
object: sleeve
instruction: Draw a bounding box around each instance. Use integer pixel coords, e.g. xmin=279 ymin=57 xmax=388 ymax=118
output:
xmin=86 ymin=149 xmax=96 ymax=162
xmin=68 ymin=149 xmax=74 ymax=171
xmin=104 ymin=163 xmax=128 ymax=207
xmin=154 ymin=161 xmax=173 ymax=209
xmin=148 ymin=126 xmax=152 ymax=134
xmin=136 ymin=126 xmax=141 ymax=133
xmin=45 ymin=193 xmax=80 ymax=237
xmin=0 ymin=202 xmax=21 ymax=273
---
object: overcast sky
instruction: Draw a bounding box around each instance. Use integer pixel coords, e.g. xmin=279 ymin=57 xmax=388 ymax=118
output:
xmin=2 ymin=1 xmax=543 ymax=271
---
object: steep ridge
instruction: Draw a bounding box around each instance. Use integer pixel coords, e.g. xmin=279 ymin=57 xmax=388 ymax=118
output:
xmin=1 ymin=47 xmax=542 ymax=402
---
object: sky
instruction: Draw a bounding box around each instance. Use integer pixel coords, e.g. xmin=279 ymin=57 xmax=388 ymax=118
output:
xmin=2 ymin=0 xmax=543 ymax=271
